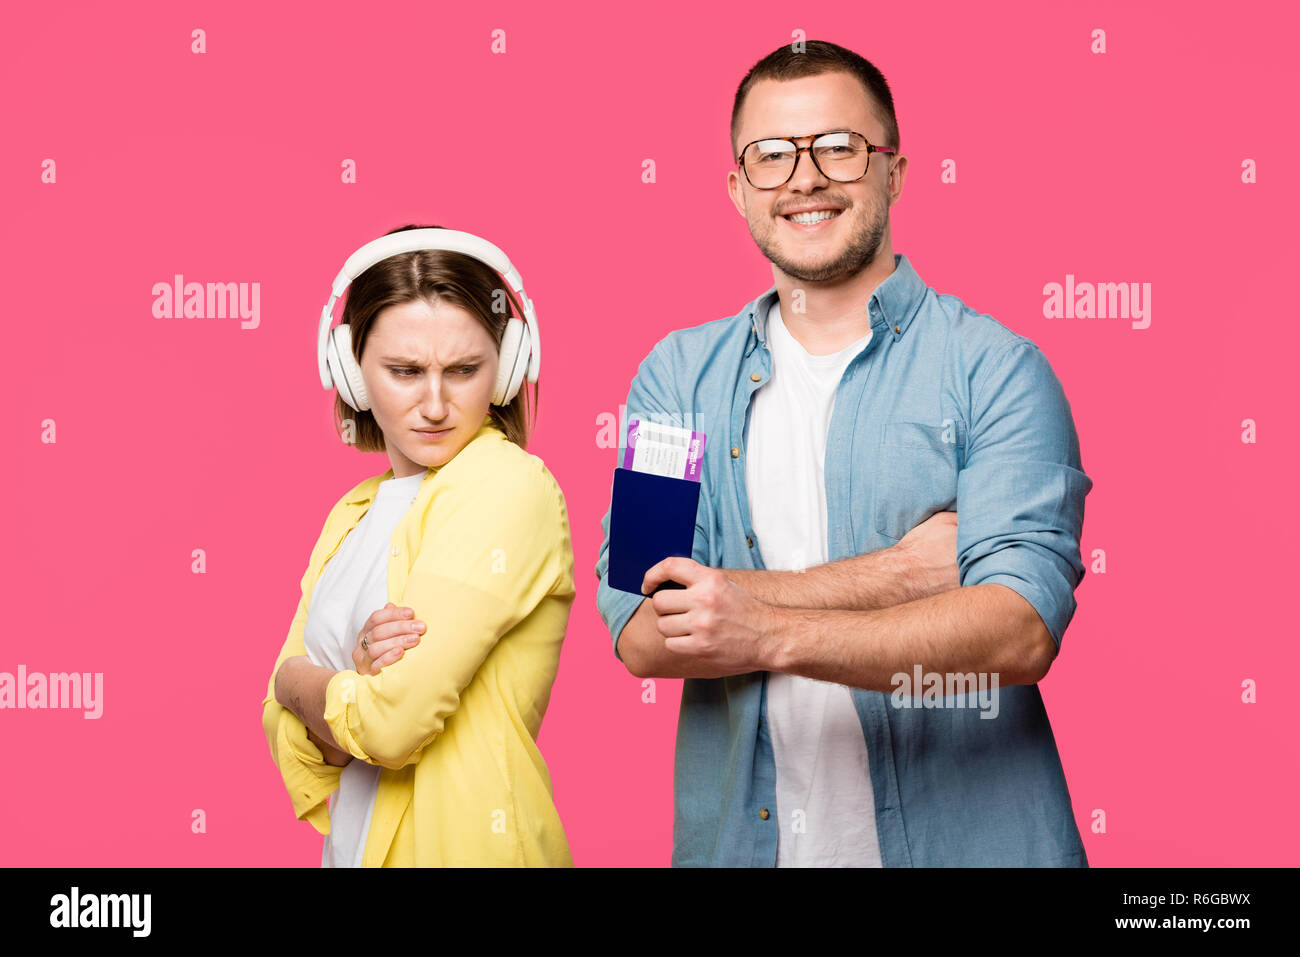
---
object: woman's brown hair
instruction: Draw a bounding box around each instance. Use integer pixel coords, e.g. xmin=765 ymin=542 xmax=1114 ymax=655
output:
xmin=332 ymin=223 xmax=538 ymax=453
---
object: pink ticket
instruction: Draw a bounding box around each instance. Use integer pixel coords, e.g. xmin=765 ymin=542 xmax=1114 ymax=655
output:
xmin=623 ymin=418 xmax=706 ymax=481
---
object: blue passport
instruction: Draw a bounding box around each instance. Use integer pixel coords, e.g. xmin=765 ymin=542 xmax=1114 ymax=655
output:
xmin=608 ymin=466 xmax=701 ymax=595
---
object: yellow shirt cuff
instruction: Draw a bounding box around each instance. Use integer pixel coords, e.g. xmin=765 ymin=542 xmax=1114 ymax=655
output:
xmin=275 ymin=708 xmax=341 ymax=835
xmin=323 ymin=670 xmax=367 ymax=760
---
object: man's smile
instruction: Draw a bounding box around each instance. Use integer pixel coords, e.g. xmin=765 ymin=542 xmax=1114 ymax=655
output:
xmin=781 ymin=207 xmax=844 ymax=231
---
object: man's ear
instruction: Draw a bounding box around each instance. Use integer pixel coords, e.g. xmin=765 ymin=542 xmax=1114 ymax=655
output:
xmin=726 ymin=170 xmax=748 ymax=218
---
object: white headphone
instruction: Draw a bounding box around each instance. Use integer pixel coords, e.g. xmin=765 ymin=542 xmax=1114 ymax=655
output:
xmin=317 ymin=228 xmax=541 ymax=411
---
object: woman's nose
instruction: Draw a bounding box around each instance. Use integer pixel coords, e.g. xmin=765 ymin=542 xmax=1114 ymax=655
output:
xmin=420 ymin=376 xmax=448 ymax=418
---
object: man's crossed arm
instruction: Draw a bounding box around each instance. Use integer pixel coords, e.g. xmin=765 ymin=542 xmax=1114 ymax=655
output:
xmin=616 ymin=511 xmax=1057 ymax=690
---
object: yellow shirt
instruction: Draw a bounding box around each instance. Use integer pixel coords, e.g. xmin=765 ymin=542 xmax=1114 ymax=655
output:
xmin=261 ymin=415 xmax=576 ymax=866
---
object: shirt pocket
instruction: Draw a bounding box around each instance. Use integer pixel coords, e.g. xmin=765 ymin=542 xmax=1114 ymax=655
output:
xmin=873 ymin=421 xmax=962 ymax=541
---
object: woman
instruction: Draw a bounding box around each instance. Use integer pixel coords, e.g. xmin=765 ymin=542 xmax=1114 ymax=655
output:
xmin=260 ymin=224 xmax=575 ymax=866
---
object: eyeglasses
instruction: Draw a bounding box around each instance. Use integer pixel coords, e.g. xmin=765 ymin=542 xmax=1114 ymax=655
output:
xmin=737 ymin=130 xmax=896 ymax=189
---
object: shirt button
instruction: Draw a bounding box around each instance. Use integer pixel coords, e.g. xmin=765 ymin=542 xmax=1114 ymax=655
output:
xmin=759 ymin=808 xmax=770 ymax=820
xmin=893 ymin=324 xmax=901 ymax=334
xmin=750 ymin=372 xmax=761 ymax=382
xmin=730 ymin=446 xmax=740 ymax=458
xmin=391 ymin=545 xmax=399 ymax=557
xmin=747 ymin=537 xmax=753 ymax=547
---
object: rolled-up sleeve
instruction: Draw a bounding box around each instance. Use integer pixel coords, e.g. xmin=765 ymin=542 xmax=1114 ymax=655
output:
xmin=322 ymin=460 xmax=570 ymax=771
xmin=594 ymin=342 xmax=710 ymax=661
xmin=261 ymin=560 xmax=341 ymax=836
xmin=956 ymin=338 xmax=1093 ymax=648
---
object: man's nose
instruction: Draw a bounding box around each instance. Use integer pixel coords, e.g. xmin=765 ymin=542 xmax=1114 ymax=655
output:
xmin=787 ymin=148 xmax=828 ymax=190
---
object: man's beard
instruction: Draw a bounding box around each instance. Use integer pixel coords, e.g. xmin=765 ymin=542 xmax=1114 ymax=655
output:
xmin=752 ymin=203 xmax=887 ymax=284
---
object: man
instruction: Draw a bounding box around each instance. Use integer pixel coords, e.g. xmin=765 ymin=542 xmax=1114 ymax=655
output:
xmin=595 ymin=40 xmax=1092 ymax=866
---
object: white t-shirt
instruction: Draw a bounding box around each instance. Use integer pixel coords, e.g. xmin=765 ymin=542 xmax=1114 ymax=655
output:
xmin=745 ymin=299 xmax=883 ymax=867
xmin=303 ymin=468 xmax=427 ymax=868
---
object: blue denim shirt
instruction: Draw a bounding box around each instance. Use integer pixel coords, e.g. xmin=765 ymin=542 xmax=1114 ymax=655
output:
xmin=595 ymin=254 xmax=1092 ymax=866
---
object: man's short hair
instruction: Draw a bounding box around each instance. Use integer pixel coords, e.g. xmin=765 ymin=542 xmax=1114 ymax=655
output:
xmin=730 ymin=40 xmax=900 ymax=161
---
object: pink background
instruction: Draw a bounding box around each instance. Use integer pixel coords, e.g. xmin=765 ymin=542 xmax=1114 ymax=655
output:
xmin=3 ymin=1 xmax=1296 ymax=866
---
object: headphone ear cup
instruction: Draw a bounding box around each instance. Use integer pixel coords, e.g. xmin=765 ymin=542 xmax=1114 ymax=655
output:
xmin=328 ymin=324 xmax=370 ymax=412
xmin=494 ymin=316 xmax=526 ymax=405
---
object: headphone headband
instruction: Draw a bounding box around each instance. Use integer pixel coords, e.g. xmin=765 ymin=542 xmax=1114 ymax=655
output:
xmin=316 ymin=227 xmax=540 ymax=391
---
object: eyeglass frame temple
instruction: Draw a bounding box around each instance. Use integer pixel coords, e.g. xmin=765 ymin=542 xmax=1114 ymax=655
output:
xmin=736 ymin=131 xmax=897 ymax=188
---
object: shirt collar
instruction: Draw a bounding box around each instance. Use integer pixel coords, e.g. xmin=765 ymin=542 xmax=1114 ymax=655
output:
xmin=342 ymin=412 xmax=500 ymax=506
xmin=746 ymin=253 xmax=926 ymax=347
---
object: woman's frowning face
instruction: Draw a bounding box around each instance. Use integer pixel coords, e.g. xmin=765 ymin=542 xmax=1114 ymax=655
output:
xmin=359 ymin=297 xmax=501 ymax=477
